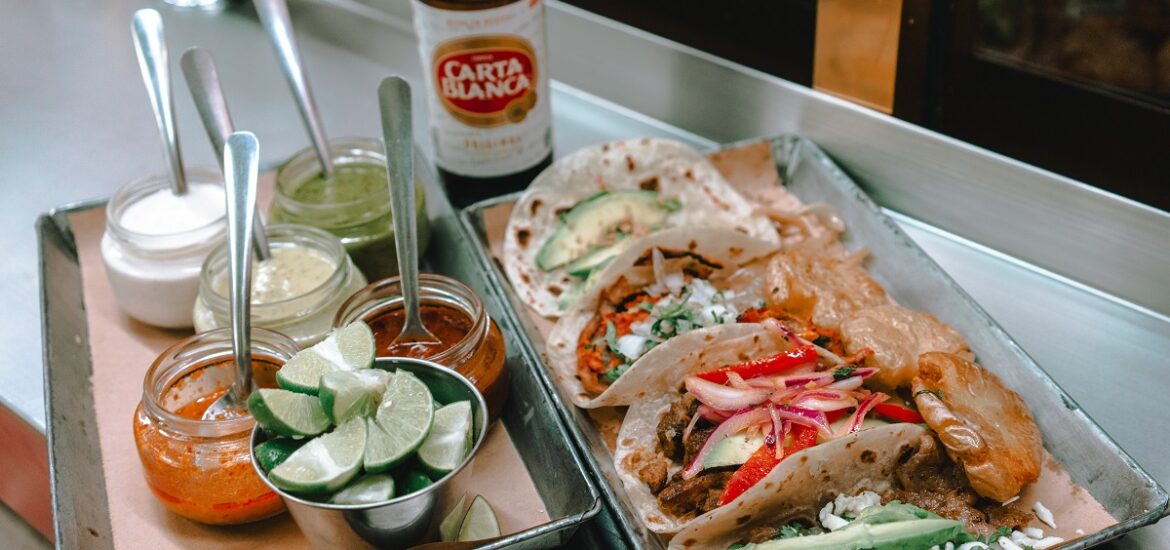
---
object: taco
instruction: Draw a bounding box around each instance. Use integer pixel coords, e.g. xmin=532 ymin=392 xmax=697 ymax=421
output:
xmin=668 ymin=424 xmax=1059 ymax=550
xmin=544 ymin=227 xmax=781 ymax=407
xmin=502 ymin=138 xmax=779 ymax=318
xmin=609 ymin=320 xmax=1044 ymax=539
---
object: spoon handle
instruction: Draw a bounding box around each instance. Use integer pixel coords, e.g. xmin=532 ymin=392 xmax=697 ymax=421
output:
xmin=224 ymin=131 xmax=260 ymax=403
xmin=254 ymin=0 xmax=334 ymax=179
xmin=131 ymin=9 xmax=188 ymax=195
xmin=378 ymin=77 xmax=423 ymax=333
xmin=181 ymin=48 xmax=272 ymax=260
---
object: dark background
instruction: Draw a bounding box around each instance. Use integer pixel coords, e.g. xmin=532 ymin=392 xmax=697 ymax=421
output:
xmin=565 ymin=0 xmax=1170 ymax=213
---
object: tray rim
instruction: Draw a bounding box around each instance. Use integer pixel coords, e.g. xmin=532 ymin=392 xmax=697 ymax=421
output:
xmin=457 ymin=133 xmax=1169 ymax=549
xmin=37 ymin=198 xmax=604 ymax=549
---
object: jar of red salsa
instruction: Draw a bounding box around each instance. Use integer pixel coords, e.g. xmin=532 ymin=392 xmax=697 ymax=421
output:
xmin=333 ymin=274 xmax=508 ymax=420
xmin=133 ymin=327 xmax=297 ymax=525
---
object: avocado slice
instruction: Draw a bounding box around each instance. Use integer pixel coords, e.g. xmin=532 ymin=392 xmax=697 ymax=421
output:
xmin=535 ymin=190 xmax=671 ymax=272
xmin=564 ymin=241 xmax=629 ymax=279
xmin=744 ymin=518 xmax=966 ymax=550
xmin=703 ymin=433 xmax=766 ymax=470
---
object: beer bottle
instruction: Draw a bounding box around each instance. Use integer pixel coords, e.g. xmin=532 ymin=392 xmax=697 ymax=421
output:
xmin=412 ymin=0 xmax=554 ymax=208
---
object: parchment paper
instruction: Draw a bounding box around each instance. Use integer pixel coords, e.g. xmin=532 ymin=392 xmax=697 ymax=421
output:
xmin=483 ymin=140 xmax=1117 ymax=545
xmin=68 ymin=176 xmax=548 ymax=549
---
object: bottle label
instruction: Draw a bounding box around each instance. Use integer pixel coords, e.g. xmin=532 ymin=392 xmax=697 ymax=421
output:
xmin=414 ymin=0 xmax=552 ymax=178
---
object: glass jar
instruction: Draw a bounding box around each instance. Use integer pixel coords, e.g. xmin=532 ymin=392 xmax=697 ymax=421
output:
xmin=192 ymin=224 xmax=367 ymax=347
xmin=133 ymin=327 xmax=297 ymax=525
xmin=101 ymin=168 xmax=225 ymax=328
xmin=270 ymin=137 xmax=432 ymax=281
xmin=334 ymin=274 xmax=509 ymax=421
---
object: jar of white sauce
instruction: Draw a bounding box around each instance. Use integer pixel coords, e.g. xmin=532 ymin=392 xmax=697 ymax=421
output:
xmin=192 ymin=224 xmax=367 ymax=346
xmin=101 ymin=169 xmax=226 ymax=328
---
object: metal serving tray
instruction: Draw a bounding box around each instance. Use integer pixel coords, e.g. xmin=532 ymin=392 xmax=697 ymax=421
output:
xmin=459 ymin=134 xmax=1169 ymax=549
xmin=38 ymin=193 xmax=603 ymax=549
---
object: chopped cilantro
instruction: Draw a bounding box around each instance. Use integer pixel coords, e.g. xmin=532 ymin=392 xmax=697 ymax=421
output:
xmin=602 ymin=363 xmax=631 ymax=383
xmin=661 ymin=197 xmax=682 ymax=211
xmin=755 ymin=299 xmax=767 ymax=309
xmin=639 ymin=301 xmax=654 ymax=311
xmin=812 ymin=335 xmax=832 ymax=347
xmin=832 ymin=366 xmax=857 ymax=380
xmin=953 ymin=526 xmax=1013 ymax=545
xmin=583 ymin=343 xmax=594 ymax=351
xmin=604 ymin=321 xmax=621 ymax=356
xmin=778 ymin=523 xmax=803 ymax=539
xmin=915 ymin=388 xmax=943 ymax=399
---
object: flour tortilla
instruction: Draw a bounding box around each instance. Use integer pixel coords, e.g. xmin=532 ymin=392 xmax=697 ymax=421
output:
xmin=545 ymin=228 xmax=780 ymax=408
xmin=503 ymin=138 xmax=780 ymax=318
xmin=606 ymin=322 xmax=930 ymax=538
xmin=667 ymin=424 xmax=932 ymax=549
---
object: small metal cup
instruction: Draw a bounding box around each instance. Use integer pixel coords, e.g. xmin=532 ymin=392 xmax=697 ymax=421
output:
xmin=251 ymin=357 xmax=489 ymax=548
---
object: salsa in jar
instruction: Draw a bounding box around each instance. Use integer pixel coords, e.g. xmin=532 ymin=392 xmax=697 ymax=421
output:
xmin=133 ymin=328 xmax=297 ymax=524
xmin=334 ymin=274 xmax=509 ymax=420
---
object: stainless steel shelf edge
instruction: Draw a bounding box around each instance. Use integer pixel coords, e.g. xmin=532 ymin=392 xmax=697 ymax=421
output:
xmin=38 ymin=207 xmax=115 ymax=550
xmin=540 ymin=0 xmax=1170 ymax=318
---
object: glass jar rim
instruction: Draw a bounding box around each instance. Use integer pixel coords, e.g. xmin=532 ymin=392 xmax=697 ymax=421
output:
xmin=333 ymin=273 xmax=489 ymax=366
xmin=106 ymin=168 xmax=227 ymax=249
xmin=198 ymin=223 xmax=350 ymax=315
xmin=140 ymin=327 xmax=297 ymax=437
xmin=274 ymin=137 xmax=391 ymax=212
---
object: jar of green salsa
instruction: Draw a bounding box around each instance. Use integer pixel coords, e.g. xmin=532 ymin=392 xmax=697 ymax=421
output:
xmin=271 ymin=137 xmax=430 ymax=281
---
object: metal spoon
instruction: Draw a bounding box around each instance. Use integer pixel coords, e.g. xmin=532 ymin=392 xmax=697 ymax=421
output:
xmin=379 ymin=76 xmax=439 ymax=347
xmin=203 ymin=131 xmax=261 ymax=420
xmin=181 ymin=47 xmax=272 ymax=261
xmin=131 ymin=9 xmax=187 ymax=195
xmin=254 ymin=0 xmax=334 ymax=179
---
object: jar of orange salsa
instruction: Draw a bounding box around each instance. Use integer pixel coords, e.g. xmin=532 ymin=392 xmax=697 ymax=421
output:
xmin=133 ymin=327 xmax=297 ymax=524
xmin=333 ymin=274 xmax=509 ymax=421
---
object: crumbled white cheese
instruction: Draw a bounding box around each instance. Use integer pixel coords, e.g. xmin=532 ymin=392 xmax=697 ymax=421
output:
xmin=830 ymin=490 xmax=882 ymax=518
xmin=817 ymin=501 xmax=850 ymax=531
xmin=1022 ymin=527 xmax=1044 ymax=539
xmin=1033 ymin=537 xmax=1065 ymax=549
xmin=1033 ymin=501 xmax=1057 ymax=529
xmin=664 ymin=272 xmax=685 ymax=296
xmin=996 ymin=537 xmax=1024 ymax=550
xmin=1075 ymin=529 xmax=1085 ymax=536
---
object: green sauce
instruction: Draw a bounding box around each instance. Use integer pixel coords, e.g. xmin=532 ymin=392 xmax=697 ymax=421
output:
xmin=271 ymin=162 xmax=430 ymax=281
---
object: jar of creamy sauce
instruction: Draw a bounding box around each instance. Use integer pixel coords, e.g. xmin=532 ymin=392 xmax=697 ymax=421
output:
xmin=192 ymin=224 xmax=367 ymax=347
xmin=101 ymin=169 xmax=226 ymax=328
xmin=133 ymin=327 xmax=297 ymax=525
xmin=269 ymin=137 xmax=431 ymax=282
xmin=333 ymin=274 xmax=509 ymax=421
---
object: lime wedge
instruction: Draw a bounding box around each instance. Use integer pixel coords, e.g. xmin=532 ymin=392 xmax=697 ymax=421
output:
xmin=248 ymin=388 xmax=331 ymax=437
xmin=269 ymin=417 xmax=366 ymax=494
xmin=398 ymin=469 xmax=434 ymax=495
xmin=417 ymin=401 xmax=474 ymax=478
xmin=253 ymin=438 xmax=305 ymax=473
xmin=439 ymin=493 xmax=469 ymax=542
xmin=318 ymin=369 xmax=389 ymax=424
xmin=457 ymin=495 xmax=501 ymax=541
xmin=331 ymin=473 xmax=395 ymax=505
xmin=277 ymin=321 xmax=376 ymax=394
xmin=364 ymin=372 xmax=434 ymax=472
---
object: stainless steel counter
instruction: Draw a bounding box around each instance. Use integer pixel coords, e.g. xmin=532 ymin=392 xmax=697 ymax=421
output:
xmin=13 ymin=0 xmax=1169 ymax=547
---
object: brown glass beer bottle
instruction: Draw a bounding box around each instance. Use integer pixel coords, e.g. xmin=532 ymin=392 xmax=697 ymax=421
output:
xmin=412 ymin=0 xmax=553 ymax=208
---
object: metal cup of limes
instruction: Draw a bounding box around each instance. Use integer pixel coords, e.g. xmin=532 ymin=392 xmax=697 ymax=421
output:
xmin=249 ymin=338 xmax=489 ymax=549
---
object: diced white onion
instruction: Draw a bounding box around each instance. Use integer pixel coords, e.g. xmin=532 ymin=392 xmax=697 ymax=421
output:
xmin=1033 ymin=501 xmax=1057 ymax=529
xmin=616 ymin=334 xmax=648 ymax=361
xmin=957 ymin=543 xmax=989 ymax=550
xmin=664 ymin=272 xmax=685 ymax=296
xmin=817 ymin=501 xmax=850 ymax=532
xmin=1023 ymin=527 xmax=1044 ymax=539
xmin=996 ymin=537 xmax=1024 ymax=550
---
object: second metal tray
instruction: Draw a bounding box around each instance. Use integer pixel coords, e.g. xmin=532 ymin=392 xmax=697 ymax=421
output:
xmin=458 ymin=134 xmax=1169 ymax=549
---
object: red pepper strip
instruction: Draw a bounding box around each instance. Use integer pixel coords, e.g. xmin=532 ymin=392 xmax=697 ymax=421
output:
xmin=873 ymin=402 xmax=924 ymax=424
xmin=696 ymin=345 xmax=818 ymax=384
xmin=717 ymin=424 xmax=818 ymax=506
xmin=824 ymin=408 xmax=849 ymax=424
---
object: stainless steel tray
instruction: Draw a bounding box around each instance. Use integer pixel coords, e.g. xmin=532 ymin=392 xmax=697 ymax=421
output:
xmin=458 ymin=134 xmax=1169 ymax=549
xmin=37 ymin=193 xmax=603 ymax=549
